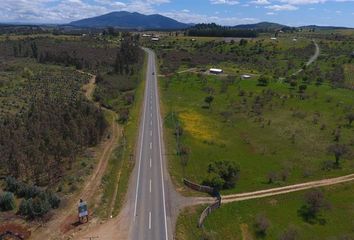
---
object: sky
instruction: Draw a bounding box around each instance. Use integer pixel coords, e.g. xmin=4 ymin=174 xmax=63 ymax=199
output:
xmin=1 ymin=0 xmax=354 ymax=27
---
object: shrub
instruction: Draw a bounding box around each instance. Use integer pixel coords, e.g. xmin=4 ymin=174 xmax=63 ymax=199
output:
xmin=18 ymin=197 xmax=51 ymax=219
xmin=47 ymin=191 xmax=61 ymax=209
xmin=254 ymin=213 xmax=271 ymax=236
xmin=0 ymin=191 xmax=16 ymax=211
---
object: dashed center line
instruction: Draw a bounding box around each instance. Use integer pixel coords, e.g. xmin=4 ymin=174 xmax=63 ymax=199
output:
xmin=149 ymin=179 xmax=152 ymax=193
xmin=150 ymin=157 xmax=152 ymax=168
xmin=150 ymin=130 xmax=152 ymax=136
xmin=150 ymin=142 xmax=152 ymax=149
xmin=149 ymin=211 xmax=152 ymax=230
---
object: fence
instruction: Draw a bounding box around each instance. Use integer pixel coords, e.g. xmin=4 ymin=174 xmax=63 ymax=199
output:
xmin=198 ymin=199 xmax=221 ymax=228
xmin=183 ymin=178 xmax=214 ymax=194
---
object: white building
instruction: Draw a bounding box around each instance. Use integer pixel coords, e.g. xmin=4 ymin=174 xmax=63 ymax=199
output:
xmin=209 ymin=68 xmax=223 ymax=74
xmin=241 ymin=74 xmax=252 ymax=79
xmin=151 ymin=37 xmax=160 ymax=41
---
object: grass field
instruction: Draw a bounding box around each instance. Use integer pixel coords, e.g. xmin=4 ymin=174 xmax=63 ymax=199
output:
xmin=344 ymin=64 xmax=354 ymax=89
xmin=161 ymin=72 xmax=353 ymax=195
xmin=176 ymin=182 xmax=354 ymax=240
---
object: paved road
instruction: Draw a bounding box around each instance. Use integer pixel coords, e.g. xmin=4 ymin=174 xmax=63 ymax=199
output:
xmin=131 ymin=48 xmax=169 ymax=240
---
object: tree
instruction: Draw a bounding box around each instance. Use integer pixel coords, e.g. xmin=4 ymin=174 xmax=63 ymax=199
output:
xmin=254 ymin=213 xmax=271 ymax=236
xmin=327 ymin=144 xmax=348 ymax=166
xmin=204 ymin=96 xmax=214 ymax=109
xmin=257 ymin=75 xmax=269 ymax=86
xmin=298 ymin=189 xmax=330 ymax=222
xmin=0 ymin=192 xmax=16 ymax=211
xmin=239 ymin=39 xmax=248 ymax=46
xmin=345 ymin=113 xmax=354 ymax=126
xmin=267 ymin=171 xmax=277 ymax=184
xmin=279 ymin=226 xmax=299 ymax=240
xmin=298 ymin=84 xmax=307 ymax=93
xmin=204 ymin=160 xmax=240 ymax=190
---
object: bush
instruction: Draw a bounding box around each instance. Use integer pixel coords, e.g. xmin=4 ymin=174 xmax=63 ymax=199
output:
xmin=18 ymin=197 xmax=51 ymax=219
xmin=254 ymin=213 xmax=271 ymax=236
xmin=0 ymin=191 xmax=16 ymax=211
xmin=47 ymin=191 xmax=61 ymax=209
xmin=5 ymin=176 xmax=41 ymax=199
xmin=4 ymin=176 xmax=19 ymax=193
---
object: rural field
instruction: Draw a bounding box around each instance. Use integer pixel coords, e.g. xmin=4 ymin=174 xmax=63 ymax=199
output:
xmin=153 ymin=29 xmax=354 ymax=239
xmin=176 ymin=182 xmax=354 ymax=240
xmin=157 ymin=33 xmax=354 ymax=195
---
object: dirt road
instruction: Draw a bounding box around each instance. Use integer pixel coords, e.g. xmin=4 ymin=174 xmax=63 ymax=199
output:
xmin=191 ymin=173 xmax=354 ymax=205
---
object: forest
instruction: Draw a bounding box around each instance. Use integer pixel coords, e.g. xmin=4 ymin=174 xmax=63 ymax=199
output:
xmin=187 ymin=23 xmax=258 ymax=38
xmin=0 ymin=35 xmax=124 ymax=186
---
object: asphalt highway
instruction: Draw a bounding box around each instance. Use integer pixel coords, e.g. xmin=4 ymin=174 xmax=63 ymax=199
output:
xmin=131 ymin=48 xmax=169 ymax=240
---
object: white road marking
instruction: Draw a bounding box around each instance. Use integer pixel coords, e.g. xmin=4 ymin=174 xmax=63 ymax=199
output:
xmin=153 ymin=50 xmax=169 ymax=240
xmin=149 ymin=179 xmax=152 ymax=193
xmin=149 ymin=211 xmax=152 ymax=230
xmin=133 ymin=63 xmax=149 ymax=220
xmin=150 ymin=120 xmax=153 ymax=126
xmin=150 ymin=130 xmax=152 ymax=136
xmin=150 ymin=157 xmax=152 ymax=168
xmin=150 ymin=142 xmax=152 ymax=149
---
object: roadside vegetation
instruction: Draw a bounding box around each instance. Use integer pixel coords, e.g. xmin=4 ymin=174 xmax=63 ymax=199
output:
xmin=94 ymin=33 xmax=146 ymax=218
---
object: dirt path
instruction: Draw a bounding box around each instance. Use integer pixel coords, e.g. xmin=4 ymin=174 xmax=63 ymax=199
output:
xmin=81 ymin=73 xmax=96 ymax=101
xmin=31 ymin=73 xmax=121 ymax=240
xmin=191 ymin=173 xmax=354 ymax=205
xmin=292 ymin=40 xmax=320 ymax=76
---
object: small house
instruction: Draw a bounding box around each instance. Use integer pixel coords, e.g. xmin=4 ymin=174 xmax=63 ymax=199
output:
xmin=270 ymin=37 xmax=277 ymax=40
xmin=151 ymin=37 xmax=160 ymax=41
xmin=209 ymin=68 xmax=223 ymax=74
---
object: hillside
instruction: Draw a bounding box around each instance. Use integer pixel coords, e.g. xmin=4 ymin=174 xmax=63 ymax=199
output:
xmin=233 ymin=21 xmax=286 ymax=30
xmin=69 ymin=11 xmax=189 ymax=29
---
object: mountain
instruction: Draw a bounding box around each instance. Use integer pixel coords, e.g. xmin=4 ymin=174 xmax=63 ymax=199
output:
xmin=69 ymin=11 xmax=189 ymax=29
xmin=233 ymin=22 xmax=286 ymax=30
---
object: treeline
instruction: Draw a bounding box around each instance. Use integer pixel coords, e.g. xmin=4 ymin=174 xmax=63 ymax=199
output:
xmin=0 ymin=38 xmax=117 ymax=71
xmin=187 ymin=23 xmax=258 ymax=38
xmin=94 ymin=33 xmax=144 ymax=123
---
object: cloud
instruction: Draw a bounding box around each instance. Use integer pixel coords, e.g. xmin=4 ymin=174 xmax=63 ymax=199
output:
xmin=0 ymin=0 xmax=173 ymax=23
xmin=278 ymin=0 xmax=326 ymax=4
xmin=163 ymin=10 xmax=258 ymax=25
xmin=210 ymin=0 xmax=239 ymax=5
xmin=251 ymin=0 xmax=271 ymax=5
xmin=266 ymin=4 xmax=298 ymax=10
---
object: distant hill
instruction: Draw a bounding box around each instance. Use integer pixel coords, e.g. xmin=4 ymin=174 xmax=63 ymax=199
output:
xmin=233 ymin=22 xmax=286 ymax=30
xmin=69 ymin=11 xmax=189 ymax=29
xmin=300 ymin=25 xmax=352 ymax=30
